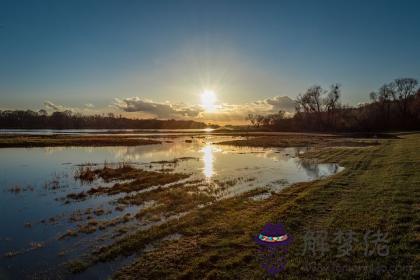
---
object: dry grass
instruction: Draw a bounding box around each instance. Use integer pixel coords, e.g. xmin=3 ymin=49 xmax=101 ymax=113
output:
xmin=0 ymin=135 xmax=161 ymax=148
xmin=217 ymin=135 xmax=382 ymax=148
xmin=73 ymin=164 xmax=190 ymax=196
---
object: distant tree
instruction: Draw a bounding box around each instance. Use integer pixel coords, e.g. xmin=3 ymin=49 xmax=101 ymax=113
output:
xmin=267 ymin=110 xmax=287 ymax=127
xmin=296 ymin=84 xmax=341 ymax=130
xmin=295 ymin=86 xmax=323 ymax=130
xmin=325 ymin=84 xmax=341 ymax=128
xmin=255 ymin=115 xmax=265 ymax=128
xmin=411 ymin=88 xmax=420 ymax=122
xmin=296 ymin=85 xmax=324 ymax=114
xmin=0 ymin=110 xmax=209 ymax=129
xmin=38 ymin=109 xmax=48 ymax=116
xmin=369 ymin=91 xmax=378 ymax=102
xmin=392 ymin=78 xmax=418 ymax=119
xmin=378 ymin=83 xmax=395 ymax=127
xmin=246 ymin=114 xmax=257 ymax=128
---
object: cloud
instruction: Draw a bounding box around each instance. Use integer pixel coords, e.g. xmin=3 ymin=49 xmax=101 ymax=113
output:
xmin=112 ymin=95 xmax=296 ymax=124
xmin=113 ymin=97 xmax=203 ymax=119
xmin=43 ymin=101 xmax=75 ymax=112
xmin=41 ymin=95 xmax=297 ymax=125
xmin=203 ymin=96 xmax=295 ymax=124
xmin=263 ymin=96 xmax=296 ymax=113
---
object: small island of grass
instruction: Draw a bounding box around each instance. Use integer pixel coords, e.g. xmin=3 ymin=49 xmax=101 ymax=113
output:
xmin=0 ymin=135 xmax=161 ymax=148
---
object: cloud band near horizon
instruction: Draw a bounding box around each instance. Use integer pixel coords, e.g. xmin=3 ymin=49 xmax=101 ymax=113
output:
xmin=37 ymin=95 xmax=296 ymax=125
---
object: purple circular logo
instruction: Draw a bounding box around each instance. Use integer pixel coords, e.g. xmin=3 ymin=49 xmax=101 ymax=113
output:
xmin=255 ymin=223 xmax=292 ymax=275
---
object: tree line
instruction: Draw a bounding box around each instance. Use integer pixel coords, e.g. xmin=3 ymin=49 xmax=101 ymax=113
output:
xmin=0 ymin=110 xmax=211 ymax=129
xmin=247 ymin=78 xmax=420 ymax=132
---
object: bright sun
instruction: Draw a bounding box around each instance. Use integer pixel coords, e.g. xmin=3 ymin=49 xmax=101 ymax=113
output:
xmin=200 ymin=89 xmax=217 ymax=112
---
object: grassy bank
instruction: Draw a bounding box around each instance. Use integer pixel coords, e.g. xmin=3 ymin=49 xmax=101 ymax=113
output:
xmin=0 ymin=135 xmax=161 ymax=147
xmin=217 ymin=134 xmax=382 ymax=148
xmin=68 ymin=134 xmax=419 ymax=279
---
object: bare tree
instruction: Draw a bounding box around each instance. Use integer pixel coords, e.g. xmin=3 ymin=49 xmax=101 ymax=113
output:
xmin=369 ymin=91 xmax=378 ymax=102
xmin=296 ymin=84 xmax=341 ymax=129
xmin=378 ymin=83 xmax=394 ymax=126
xmin=38 ymin=109 xmax=48 ymax=116
xmin=247 ymin=79 xmax=419 ymax=132
xmin=246 ymin=113 xmax=266 ymax=128
xmin=305 ymin=85 xmax=324 ymax=113
xmin=325 ymin=84 xmax=341 ymax=110
xmin=246 ymin=113 xmax=257 ymax=127
xmin=325 ymin=84 xmax=341 ymax=128
xmin=392 ymin=78 xmax=418 ymax=118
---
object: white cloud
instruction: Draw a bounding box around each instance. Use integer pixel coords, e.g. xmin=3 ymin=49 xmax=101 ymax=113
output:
xmin=43 ymin=101 xmax=75 ymax=112
xmin=43 ymin=101 xmax=100 ymax=115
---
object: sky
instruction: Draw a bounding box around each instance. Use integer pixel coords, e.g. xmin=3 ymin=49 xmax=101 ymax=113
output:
xmin=1 ymin=0 xmax=420 ymax=124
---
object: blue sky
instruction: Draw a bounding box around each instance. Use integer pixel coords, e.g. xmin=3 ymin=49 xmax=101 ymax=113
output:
xmin=1 ymin=0 xmax=419 ymax=122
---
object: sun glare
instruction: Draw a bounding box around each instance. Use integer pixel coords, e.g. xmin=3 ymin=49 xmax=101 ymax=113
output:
xmin=200 ymin=90 xmax=217 ymax=112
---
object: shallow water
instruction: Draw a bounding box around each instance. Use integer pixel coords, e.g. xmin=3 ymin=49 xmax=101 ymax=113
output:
xmin=0 ymin=135 xmax=343 ymax=279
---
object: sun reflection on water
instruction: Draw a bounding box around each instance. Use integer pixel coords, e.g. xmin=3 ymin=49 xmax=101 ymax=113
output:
xmin=201 ymin=144 xmax=220 ymax=179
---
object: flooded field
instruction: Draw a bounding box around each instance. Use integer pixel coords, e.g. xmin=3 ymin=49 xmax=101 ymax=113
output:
xmin=0 ymin=135 xmax=343 ymax=279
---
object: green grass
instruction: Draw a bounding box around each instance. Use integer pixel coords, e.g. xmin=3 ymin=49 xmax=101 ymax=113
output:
xmin=69 ymin=134 xmax=419 ymax=279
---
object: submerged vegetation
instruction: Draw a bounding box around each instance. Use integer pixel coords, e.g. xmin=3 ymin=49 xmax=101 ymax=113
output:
xmin=73 ymin=164 xmax=190 ymax=196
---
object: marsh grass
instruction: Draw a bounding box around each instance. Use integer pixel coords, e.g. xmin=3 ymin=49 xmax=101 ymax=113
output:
xmin=73 ymin=164 xmax=190 ymax=196
xmin=116 ymin=179 xmax=216 ymax=224
xmin=59 ymin=213 xmax=134 ymax=239
xmin=3 ymin=241 xmax=46 ymax=259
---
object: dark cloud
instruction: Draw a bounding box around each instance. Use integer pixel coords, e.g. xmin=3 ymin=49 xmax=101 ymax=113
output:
xmin=113 ymin=97 xmax=203 ymax=118
xmin=263 ymin=96 xmax=296 ymax=113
